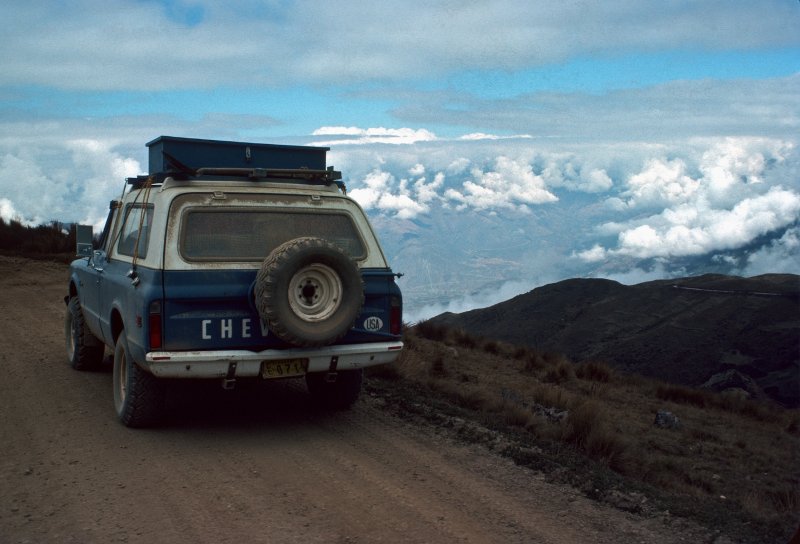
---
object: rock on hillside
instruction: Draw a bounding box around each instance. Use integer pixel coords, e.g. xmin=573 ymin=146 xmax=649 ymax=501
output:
xmin=431 ymin=274 xmax=800 ymax=407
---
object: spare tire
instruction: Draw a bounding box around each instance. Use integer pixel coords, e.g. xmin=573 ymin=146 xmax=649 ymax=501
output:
xmin=255 ymin=237 xmax=364 ymax=347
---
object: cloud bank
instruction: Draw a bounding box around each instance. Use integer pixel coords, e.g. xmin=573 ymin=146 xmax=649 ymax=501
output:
xmin=577 ymin=138 xmax=799 ymax=261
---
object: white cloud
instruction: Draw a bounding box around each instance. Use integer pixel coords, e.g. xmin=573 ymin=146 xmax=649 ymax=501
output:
xmin=612 ymin=137 xmax=794 ymax=214
xmin=348 ymin=169 xmax=391 ymax=208
xmin=699 ymin=137 xmax=793 ymax=206
xmin=742 ymin=227 xmax=800 ymax=275
xmin=618 ymin=138 xmax=795 ymax=211
xmin=612 ymin=187 xmax=800 ymax=259
xmin=540 ymin=155 xmax=615 ymax=193
xmin=445 ymin=156 xmax=558 ymax=212
xmin=460 ymin=133 xmax=501 ymax=141
xmin=574 ymin=244 xmax=607 ymax=263
xmin=0 ymin=137 xmax=141 ymax=228
xmin=414 ymin=172 xmax=444 ymax=205
xmin=576 ymin=137 xmax=800 ymax=262
xmin=0 ymin=198 xmax=21 ymax=223
xmin=459 ymin=133 xmax=532 ymax=141
xmin=375 ymin=193 xmax=427 ymax=220
xmin=446 ymin=158 xmax=471 ymax=175
xmin=582 ymin=168 xmax=614 ymax=193
xmin=622 ymin=158 xmax=700 ymax=208
xmin=311 ymin=126 xmax=437 ymax=146
xmin=349 ymin=168 xmax=432 ymax=219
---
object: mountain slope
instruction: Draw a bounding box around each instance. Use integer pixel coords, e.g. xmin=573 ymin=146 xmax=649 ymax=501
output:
xmin=431 ymin=274 xmax=800 ymax=406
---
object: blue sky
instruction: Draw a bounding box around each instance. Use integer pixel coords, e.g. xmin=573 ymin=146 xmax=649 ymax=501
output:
xmin=1 ymin=0 xmax=799 ymax=316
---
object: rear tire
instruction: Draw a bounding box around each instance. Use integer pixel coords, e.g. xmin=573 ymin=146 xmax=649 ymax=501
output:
xmin=65 ymin=296 xmax=104 ymax=370
xmin=306 ymin=369 xmax=363 ymax=410
xmin=113 ymin=332 xmax=164 ymax=428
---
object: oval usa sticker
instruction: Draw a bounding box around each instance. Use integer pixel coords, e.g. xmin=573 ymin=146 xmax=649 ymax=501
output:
xmin=363 ymin=316 xmax=383 ymax=332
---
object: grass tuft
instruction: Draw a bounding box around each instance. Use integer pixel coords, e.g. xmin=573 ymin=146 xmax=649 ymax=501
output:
xmin=543 ymin=360 xmax=575 ymax=384
xmin=429 ymin=351 xmax=448 ymax=378
xmin=451 ymin=328 xmax=480 ymax=349
xmin=562 ymin=401 xmax=628 ymax=463
xmin=523 ymin=352 xmax=547 ymax=374
xmin=414 ymin=319 xmax=448 ymax=342
xmin=657 ymin=383 xmax=784 ymax=422
xmin=576 ymin=361 xmax=613 ymax=383
xmin=482 ymin=339 xmax=502 ymax=355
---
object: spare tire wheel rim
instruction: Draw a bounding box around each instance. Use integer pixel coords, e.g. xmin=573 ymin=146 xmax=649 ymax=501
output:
xmin=288 ymin=263 xmax=343 ymax=322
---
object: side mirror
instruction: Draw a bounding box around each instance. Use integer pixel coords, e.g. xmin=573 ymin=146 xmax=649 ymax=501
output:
xmin=76 ymin=225 xmax=94 ymax=257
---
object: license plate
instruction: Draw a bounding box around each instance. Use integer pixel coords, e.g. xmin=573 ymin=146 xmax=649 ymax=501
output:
xmin=261 ymin=358 xmax=308 ymax=379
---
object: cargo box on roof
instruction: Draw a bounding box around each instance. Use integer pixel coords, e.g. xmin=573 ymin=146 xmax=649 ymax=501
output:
xmin=146 ymin=135 xmax=329 ymax=174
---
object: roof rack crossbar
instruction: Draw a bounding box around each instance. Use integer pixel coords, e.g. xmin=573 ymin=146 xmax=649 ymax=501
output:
xmin=125 ymin=166 xmax=345 ymax=191
xmin=194 ymin=166 xmax=341 ymax=182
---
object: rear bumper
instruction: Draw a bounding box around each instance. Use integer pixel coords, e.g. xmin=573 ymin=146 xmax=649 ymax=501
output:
xmin=143 ymin=341 xmax=403 ymax=378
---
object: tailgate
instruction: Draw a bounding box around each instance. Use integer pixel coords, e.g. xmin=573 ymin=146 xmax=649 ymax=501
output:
xmin=161 ymin=268 xmax=401 ymax=351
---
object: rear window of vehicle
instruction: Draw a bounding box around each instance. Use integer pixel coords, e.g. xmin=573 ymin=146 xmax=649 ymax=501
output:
xmin=179 ymin=209 xmax=366 ymax=261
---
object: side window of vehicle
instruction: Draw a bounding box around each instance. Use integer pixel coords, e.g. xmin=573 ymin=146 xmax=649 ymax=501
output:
xmin=98 ymin=200 xmax=120 ymax=252
xmin=117 ymin=204 xmax=154 ymax=258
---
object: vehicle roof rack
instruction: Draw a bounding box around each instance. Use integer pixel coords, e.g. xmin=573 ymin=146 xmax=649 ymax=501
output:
xmin=125 ymin=166 xmax=344 ymax=191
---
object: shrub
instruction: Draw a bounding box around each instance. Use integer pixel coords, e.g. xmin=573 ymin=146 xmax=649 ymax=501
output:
xmin=433 ymin=381 xmax=492 ymax=411
xmin=717 ymin=393 xmax=781 ymax=422
xmin=523 ymin=351 xmax=547 ymax=374
xmin=452 ymin=328 xmax=479 ymax=349
xmin=767 ymin=485 xmax=800 ymax=514
xmin=657 ymin=383 xmax=783 ymax=422
xmin=429 ymin=352 xmax=448 ymax=378
xmin=563 ymin=401 xmax=600 ymax=447
xmin=482 ymin=340 xmax=502 ymax=355
xmin=543 ymin=361 xmax=575 ymax=384
xmin=499 ymin=401 xmax=537 ymax=429
xmin=528 ymin=383 xmax=573 ymax=411
xmin=511 ymin=346 xmax=529 ymax=360
xmin=786 ymin=415 xmax=800 ymax=436
xmin=414 ymin=319 xmax=448 ymax=341
xmin=656 ymin=384 xmax=710 ymax=408
xmin=563 ymin=401 xmax=628 ymax=463
xmin=400 ymin=328 xmax=416 ymax=350
xmin=576 ymin=361 xmax=613 ymax=383
xmin=542 ymin=351 xmax=568 ymax=366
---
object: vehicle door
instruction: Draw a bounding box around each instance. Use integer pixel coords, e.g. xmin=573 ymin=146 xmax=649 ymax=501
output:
xmin=98 ymin=202 xmax=155 ymax=344
xmin=75 ymin=203 xmax=118 ymax=338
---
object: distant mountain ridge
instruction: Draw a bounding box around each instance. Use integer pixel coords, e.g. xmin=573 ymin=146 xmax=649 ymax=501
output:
xmin=430 ymin=274 xmax=800 ymax=407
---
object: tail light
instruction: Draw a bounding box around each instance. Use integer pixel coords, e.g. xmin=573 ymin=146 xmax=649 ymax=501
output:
xmin=389 ymin=296 xmax=402 ymax=336
xmin=149 ymin=300 xmax=163 ymax=349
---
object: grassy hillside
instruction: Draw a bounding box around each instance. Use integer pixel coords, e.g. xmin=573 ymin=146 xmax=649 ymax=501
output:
xmin=368 ymin=322 xmax=800 ymax=543
xmin=430 ymin=274 xmax=800 ymax=407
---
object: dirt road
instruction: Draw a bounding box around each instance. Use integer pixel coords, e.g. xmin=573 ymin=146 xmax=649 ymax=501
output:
xmin=0 ymin=256 xmax=710 ymax=543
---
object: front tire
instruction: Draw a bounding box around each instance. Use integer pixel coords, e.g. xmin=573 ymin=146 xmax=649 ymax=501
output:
xmin=306 ymin=369 xmax=363 ymax=410
xmin=113 ymin=332 xmax=164 ymax=428
xmin=65 ymin=296 xmax=104 ymax=370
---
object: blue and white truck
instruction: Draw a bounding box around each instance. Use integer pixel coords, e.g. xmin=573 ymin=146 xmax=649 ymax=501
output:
xmin=65 ymin=136 xmax=403 ymax=427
